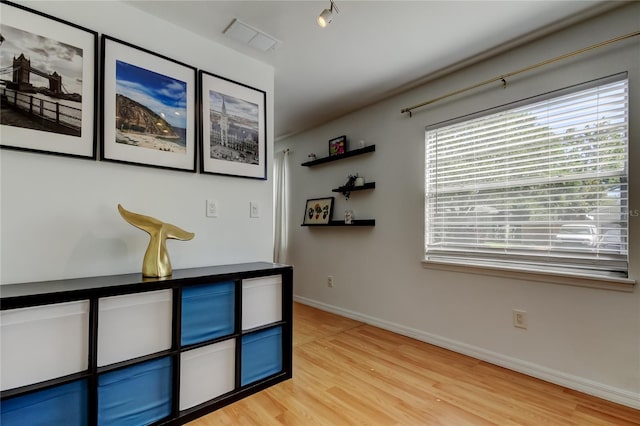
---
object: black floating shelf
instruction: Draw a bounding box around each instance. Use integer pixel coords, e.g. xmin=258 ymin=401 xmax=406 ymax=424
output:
xmin=332 ymin=182 xmax=376 ymax=193
xmin=301 ymin=219 xmax=375 ymax=227
xmin=301 ymin=145 xmax=375 ymax=167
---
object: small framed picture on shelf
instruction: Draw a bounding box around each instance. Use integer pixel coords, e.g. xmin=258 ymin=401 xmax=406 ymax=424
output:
xmin=303 ymin=197 xmax=334 ymax=225
xmin=328 ymin=135 xmax=347 ymax=156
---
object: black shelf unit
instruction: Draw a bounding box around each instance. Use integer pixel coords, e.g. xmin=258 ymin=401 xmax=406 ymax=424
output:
xmin=331 ymin=182 xmax=376 ymax=193
xmin=302 ymin=220 xmax=375 ymax=227
xmin=0 ymin=262 xmax=293 ymax=426
xmin=301 ymin=145 xmax=375 ymax=167
xmin=301 ymin=143 xmax=376 ymax=227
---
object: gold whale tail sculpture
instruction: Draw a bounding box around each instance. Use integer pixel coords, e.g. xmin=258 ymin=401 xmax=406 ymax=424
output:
xmin=118 ymin=204 xmax=195 ymax=278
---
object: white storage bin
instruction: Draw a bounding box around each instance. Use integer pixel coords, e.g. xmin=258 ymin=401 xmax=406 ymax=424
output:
xmin=179 ymin=339 xmax=236 ymax=410
xmin=1 ymin=300 xmax=89 ymax=391
xmin=97 ymin=289 xmax=172 ymax=367
xmin=242 ymin=275 xmax=282 ymax=330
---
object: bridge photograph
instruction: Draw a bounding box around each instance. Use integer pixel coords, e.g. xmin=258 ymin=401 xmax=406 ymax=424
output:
xmin=0 ymin=22 xmax=84 ymax=137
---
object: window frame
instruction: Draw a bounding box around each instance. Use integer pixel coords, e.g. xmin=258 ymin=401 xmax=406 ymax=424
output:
xmin=422 ymin=73 xmax=635 ymax=291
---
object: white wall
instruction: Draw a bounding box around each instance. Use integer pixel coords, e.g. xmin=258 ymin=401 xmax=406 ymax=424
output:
xmin=279 ymin=4 xmax=640 ymax=408
xmin=0 ymin=1 xmax=275 ymax=284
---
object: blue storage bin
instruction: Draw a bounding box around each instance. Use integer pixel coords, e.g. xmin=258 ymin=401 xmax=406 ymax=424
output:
xmin=98 ymin=357 xmax=172 ymax=426
xmin=181 ymin=281 xmax=235 ymax=346
xmin=0 ymin=379 xmax=87 ymax=426
xmin=241 ymin=326 xmax=282 ymax=386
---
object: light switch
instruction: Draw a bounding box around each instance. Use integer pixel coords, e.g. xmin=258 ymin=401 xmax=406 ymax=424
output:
xmin=206 ymin=200 xmax=218 ymax=218
xmin=250 ymin=201 xmax=259 ymax=218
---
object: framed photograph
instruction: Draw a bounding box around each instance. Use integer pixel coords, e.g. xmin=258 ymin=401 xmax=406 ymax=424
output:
xmin=303 ymin=197 xmax=334 ymax=225
xmin=199 ymin=70 xmax=267 ymax=180
xmin=329 ymin=135 xmax=347 ymax=156
xmin=0 ymin=0 xmax=97 ymax=159
xmin=101 ymin=35 xmax=197 ymax=172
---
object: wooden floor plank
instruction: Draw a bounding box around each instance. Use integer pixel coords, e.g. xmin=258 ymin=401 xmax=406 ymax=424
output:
xmin=188 ymin=302 xmax=640 ymax=425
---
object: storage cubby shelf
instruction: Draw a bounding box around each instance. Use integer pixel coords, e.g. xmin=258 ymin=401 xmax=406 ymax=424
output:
xmin=301 ymin=145 xmax=375 ymax=167
xmin=0 ymin=262 xmax=293 ymax=426
xmin=331 ymin=182 xmax=376 ymax=193
xmin=301 ymin=220 xmax=375 ymax=227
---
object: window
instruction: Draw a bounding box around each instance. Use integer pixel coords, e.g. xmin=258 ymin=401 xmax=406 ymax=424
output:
xmin=424 ymin=74 xmax=628 ymax=279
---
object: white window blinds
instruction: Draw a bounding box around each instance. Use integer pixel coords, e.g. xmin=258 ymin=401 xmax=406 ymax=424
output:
xmin=425 ymin=74 xmax=628 ymax=277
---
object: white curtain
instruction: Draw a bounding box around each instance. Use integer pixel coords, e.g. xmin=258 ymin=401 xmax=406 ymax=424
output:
xmin=273 ymin=149 xmax=289 ymax=263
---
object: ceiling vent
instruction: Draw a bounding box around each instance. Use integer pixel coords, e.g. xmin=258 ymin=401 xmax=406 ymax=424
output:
xmin=223 ymin=18 xmax=281 ymax=52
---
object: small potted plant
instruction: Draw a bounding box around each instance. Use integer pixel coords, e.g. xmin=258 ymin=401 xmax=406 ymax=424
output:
xmin=341 ymin=173 xmax=358 ymax=199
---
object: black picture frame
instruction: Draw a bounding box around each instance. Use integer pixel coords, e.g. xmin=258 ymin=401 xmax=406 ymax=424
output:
xmin=0 ymin=0 xmax=98 ymax=159
xmin=328 ymin=135 xmax=347 ymax=156
xmin=100 ymin=35 xmax=197 ymax=172
xmin=303 ymin=197 xmax=334 ymax=225
xmin=199 ymin=70 xmax=267 ymax=180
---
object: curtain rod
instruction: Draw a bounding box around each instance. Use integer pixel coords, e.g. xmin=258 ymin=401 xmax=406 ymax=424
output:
xmin=401 ymin=31 xmax=640 ymax=117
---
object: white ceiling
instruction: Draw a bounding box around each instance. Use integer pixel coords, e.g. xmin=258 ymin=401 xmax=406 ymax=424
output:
xmin=125 ymin=0 xmax=616 ymax=140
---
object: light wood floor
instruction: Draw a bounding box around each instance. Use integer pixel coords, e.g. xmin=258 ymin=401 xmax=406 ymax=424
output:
xmin=188 ymin=302 xmax=640 ymax=425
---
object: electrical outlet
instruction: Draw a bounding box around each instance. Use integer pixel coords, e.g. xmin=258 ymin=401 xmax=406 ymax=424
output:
xmin=206 ymin=200 xmax=218 ymax=218
xmin=327 ymin=276 xmax=334 ymax=288
xmin=250 ymin=201 xmax=259 ymax=218
xmin=513 ymin=309 xmax=528 ymax=329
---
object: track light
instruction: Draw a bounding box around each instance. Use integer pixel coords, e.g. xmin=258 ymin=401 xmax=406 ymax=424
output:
xmin=317 ymin=0 xmax=339 ymax=28
xmin=317 ymin=9 xmax=332 ymax=27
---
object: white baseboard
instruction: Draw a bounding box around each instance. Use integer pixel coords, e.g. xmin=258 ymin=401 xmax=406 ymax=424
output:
xmin=294 ymin=295 xmax=640 ymax=410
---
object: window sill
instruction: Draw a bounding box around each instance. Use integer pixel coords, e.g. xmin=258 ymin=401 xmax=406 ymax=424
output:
xmin=421 ymin=259 xmax=636 ymax=292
